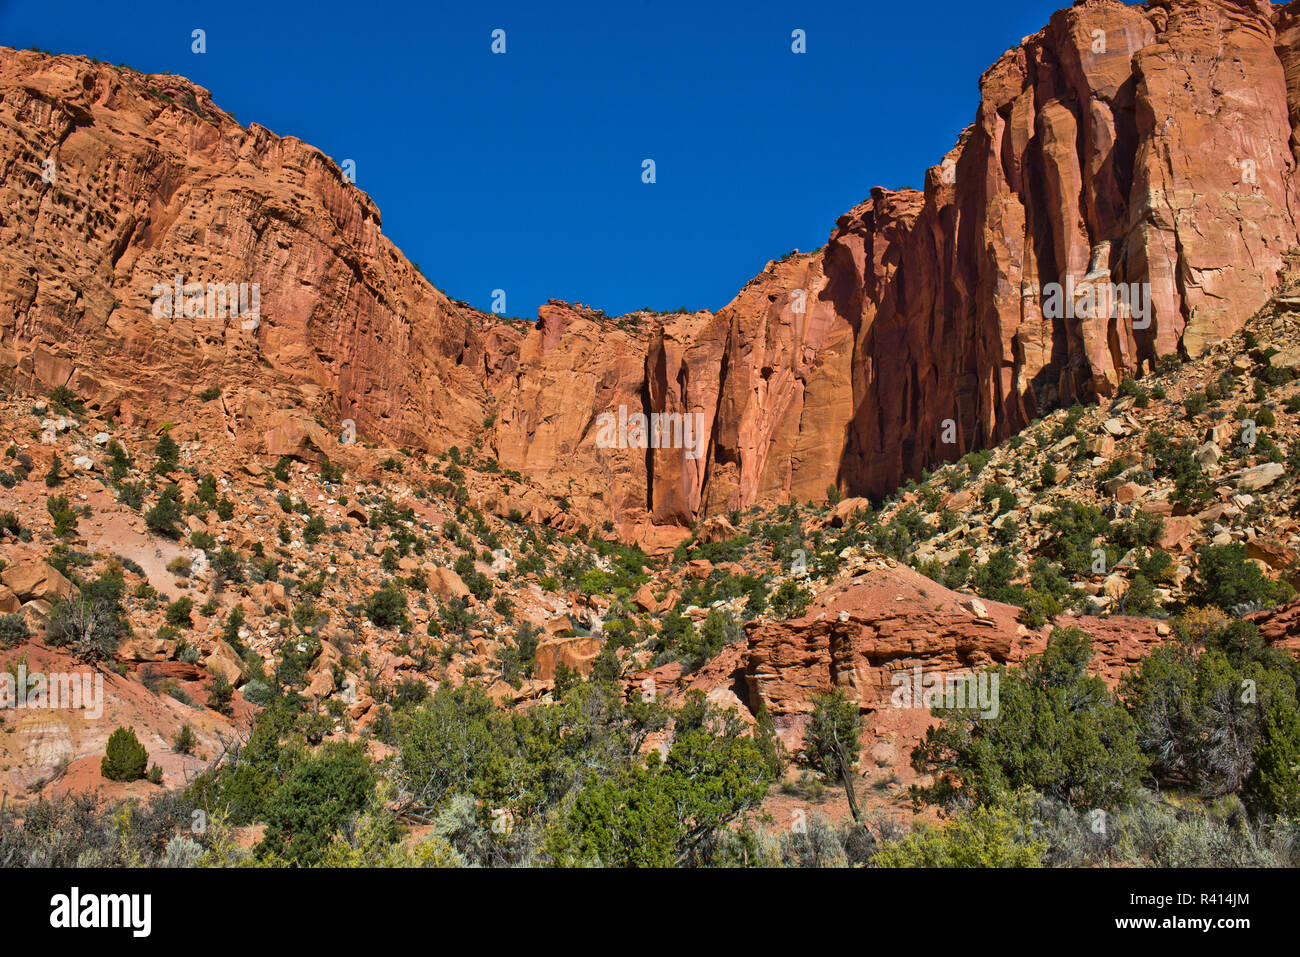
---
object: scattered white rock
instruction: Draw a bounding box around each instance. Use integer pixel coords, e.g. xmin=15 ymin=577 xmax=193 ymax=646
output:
xmin=1237 ymin=462 xmax=1285 ymax=492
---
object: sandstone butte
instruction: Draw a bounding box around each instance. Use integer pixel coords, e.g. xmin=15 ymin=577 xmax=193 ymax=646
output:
xmin=6 ymin=0 xmax=1300 ymax=550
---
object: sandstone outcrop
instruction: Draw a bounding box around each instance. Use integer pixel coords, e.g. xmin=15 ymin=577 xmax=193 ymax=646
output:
xmin=533 ymin=634 xmax=601 ymax=681
xmin=1 ymin=559 xmax=74 ymax=604
xmin=740 ymin=559 xmax=1169 ymax=720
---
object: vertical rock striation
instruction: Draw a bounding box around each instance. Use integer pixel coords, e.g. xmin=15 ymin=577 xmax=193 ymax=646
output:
xmin=5 ymin=1 xmax=1300 ymax=538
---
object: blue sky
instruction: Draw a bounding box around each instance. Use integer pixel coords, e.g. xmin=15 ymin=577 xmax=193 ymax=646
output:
xmin=2 ymin=0 xmax=1067 ymax=317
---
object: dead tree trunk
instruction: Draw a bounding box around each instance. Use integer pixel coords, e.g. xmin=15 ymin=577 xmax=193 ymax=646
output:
xmin=831 ymin=727 xmax=862 ymax=824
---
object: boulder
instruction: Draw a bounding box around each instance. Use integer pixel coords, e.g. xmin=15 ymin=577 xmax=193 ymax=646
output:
xmin=429 ymin=567 xmax=471 ymax=601
xmin=1114 ymin=482 xmax=1146 ymax=504
xmin=545 ymin=616 xmax=575 ymax=638
xmin=686 ymin=559 xmax=713 ymax=580
xmin=116 ymin=636 xmax=179 ymax=662
xmin=1 ymin=562 xmax=74 ymax=604
xmin=1237 ymin=462 xmax=1285 ymax=492
xmin=534 ymin=634 xmax=602 ymax=681
xmin=695 ymin=515 xmax=737 ymax=544
xmin=829 ymin=497 xmax=873 ymax=527
xmin=1194 ymin=442 xmax=1221 ymax=468
xmin=631 ymin=584 xmax=660 ymax=614
xmin=203 ymin=639 xmax=245 ymax=685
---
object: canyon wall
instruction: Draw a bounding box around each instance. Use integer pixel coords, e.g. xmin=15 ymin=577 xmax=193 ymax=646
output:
xmin=4 ymin=0 xmax=1300 ymax=541
xmin=486 ymin=0 xmax=1300 ymax=538
xmin=0 ymin=48 xmax=494 ymax=454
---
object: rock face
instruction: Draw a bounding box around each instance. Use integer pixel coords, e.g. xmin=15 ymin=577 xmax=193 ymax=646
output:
xmin=624 ymin=555 xmax=1240 ymax=758
xmin=740 ymin=559 xmax=1170 ymax=719
xmin=1251 ymin=597 xmax=1300 ymax=655
xmin=533 ymin=634 xmax=602 ymax=681
xmin=727 ymin=568 xmax=1300 ymax=726
xmin=0 ymin=48 xmax=493 ymax=457
xmin=6 ymin=0 xmax=1300 ymax=536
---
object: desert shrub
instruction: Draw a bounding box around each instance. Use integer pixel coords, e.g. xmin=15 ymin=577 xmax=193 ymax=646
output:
xmin=913 ymin=628 xmax=1144 ymax=810
xmin=1192 ymin=543 xmax=1293 ymax=614
xmin=1147 ymin=429 xmax=1212 ymax=509
xmin=962 ymin=449 xmax=994 ymax=477
xmin=994 ymin=516 xmax=1019 ymax=545
xmin=173 ymin=724 xmax=196 ymax=755
xmin=872 ymin=795 xmax=1046 ymax=868
xmin=257 ymin=741 xmax=375 ymax=866
xmin=303 ymin=515 xmax=327 ymax=545
xmin=1134 ymin=548 xmax=1175 ymax=584
xmin=942 ymin=551 xmax=974 ymax=589
xmin=1244 ymin=702 xmax=1300 ymax=817
xmin=46 ymin=495 xmax=78 ymax=538
xmin=44 ymin=453 xmax=64 ymax=488
xmin=769 ymin=579 xmax=812 ymax=618
xmin=196 ymin=473 xmax=218 ymax=506
xmin=1051 ymin=404 xmax=1087 ymax=442
xmin=165 ymin=596 xmax=194 ymax=626
xmin=972 ymin=548 xmax=1022 ymax=604
xmin=153 ymin=431 xmax=180 ymax=474
xmin=1043 ymin=502 xmax=1111 ymax=578
xmin=106 ymin=440 xmax=131 ymax=479
xmin=366 ymin=582 xmax=409 ymax=630
xmin=1111 ymin=511 xmax=1164 ymax=550
xmin=774 ymin=814 xmax=876 ymax=868
xmin=1017 ymin=589 xmax=1063 ymax=628
xmin=1119 ymin=575 xmax=1161 ymax=616
xmin=208 ymin=673 xmax=234 ymax=716
xmin=116 ymin=481 xmax=147 ymax=510
xmin=145 ymin=485 xmax=184 ymax=538
xmin=1124 ymin=622 xmax=1299 ymax=804
xmin=101 ymin=727 xmax=149 ymax=782
xmin=45 ymin=568 xmax=129 ymax=661
xmin=548 ymin=693 xmax=776 ymax=867
xmin=211 ymin=547 xmax=244 ymax=585
xmin=0 ymin=613 xmax=30 ymax=647
xmin=675 ymin=608 xmax=741 ymax=674
xmin=499 ymin=623 xmax=540 ymax=686
xmin=160 ymin=834 xmax=205 ymax=867
xmin=982 ymin=482 xmax=1016 ymax=515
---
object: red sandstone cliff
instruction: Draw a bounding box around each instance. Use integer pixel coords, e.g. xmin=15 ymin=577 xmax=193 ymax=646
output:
xmin=485 ymin=0 xmax=1300 ymax=532
xmin=5 ymin=0 xmax=1300 ymax=540
xmin=0 ymin=49 xmax=495 ymax=456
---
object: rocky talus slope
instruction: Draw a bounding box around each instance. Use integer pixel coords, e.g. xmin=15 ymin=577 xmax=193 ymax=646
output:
xmin=4 ymin=362 xmax=1297 ymax=812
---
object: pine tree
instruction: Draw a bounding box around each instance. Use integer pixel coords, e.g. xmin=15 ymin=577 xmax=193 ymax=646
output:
xmin=153 ymin=429 xmax=180 ymax=474
xmin=145 ymin=484 xmax=184 ymax=537
xmin=1245 ymin=704 xmax=1300 ymax=817
xmin=101 ymin=726 xmax=148 ymax=781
